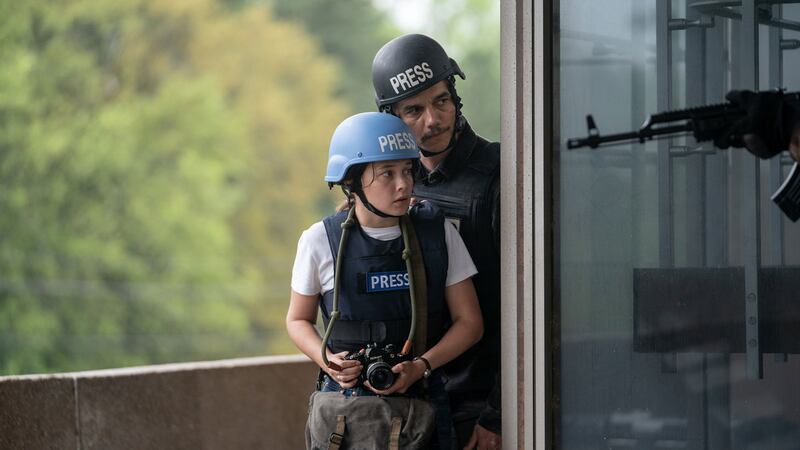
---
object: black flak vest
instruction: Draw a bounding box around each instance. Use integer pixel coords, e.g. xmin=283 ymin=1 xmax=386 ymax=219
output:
xmin=413 ymin=122 xmax=502 ymax=395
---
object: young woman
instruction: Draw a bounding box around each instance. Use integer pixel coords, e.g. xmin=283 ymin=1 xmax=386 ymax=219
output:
xmin=286 ymin=112 xmax=483 ymax=449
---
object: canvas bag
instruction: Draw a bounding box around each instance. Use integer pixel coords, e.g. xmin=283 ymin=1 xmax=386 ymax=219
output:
xmin=305 ymin=391 xmax=435 ymax=450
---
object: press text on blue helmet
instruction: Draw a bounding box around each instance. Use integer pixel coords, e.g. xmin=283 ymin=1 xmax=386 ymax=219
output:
xmin=378 ymin=132 xmax=416 ymax=153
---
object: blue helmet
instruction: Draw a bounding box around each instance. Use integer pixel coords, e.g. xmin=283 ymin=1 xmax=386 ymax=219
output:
xmin=325 ymin=112 xmax=420 ymax=183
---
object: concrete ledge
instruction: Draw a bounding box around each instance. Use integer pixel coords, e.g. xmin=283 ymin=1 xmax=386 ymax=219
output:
xmin=0 ymin=355 xmax=318 ymax=450
xmin=0 ymin=378 xmax=77 ymax=450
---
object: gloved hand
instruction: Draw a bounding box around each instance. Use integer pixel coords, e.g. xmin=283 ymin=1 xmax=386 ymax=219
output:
xmin=713 ymin=90 xmax=800 ymax=159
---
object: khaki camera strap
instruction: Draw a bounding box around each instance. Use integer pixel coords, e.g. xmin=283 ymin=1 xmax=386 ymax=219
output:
xmin=399 ymin=214 xmax=428 ymax=356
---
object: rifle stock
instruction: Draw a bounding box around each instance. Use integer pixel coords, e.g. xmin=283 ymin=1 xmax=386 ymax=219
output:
xmin=567 ymin=95 xmax=800 ymax=222
xmin=772 ymin=162 xmax=800 ymax=222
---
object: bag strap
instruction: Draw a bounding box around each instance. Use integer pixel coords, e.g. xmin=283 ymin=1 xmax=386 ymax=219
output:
xmin=328 ymin=415 xmax=346 ymax=450
xmin=315 ymin=368 xmax=326 ymax=391
xmin=400 ymin=214 xmax=428 ymax=355
xmin=389 ymin=417 xmax=402 ymax=450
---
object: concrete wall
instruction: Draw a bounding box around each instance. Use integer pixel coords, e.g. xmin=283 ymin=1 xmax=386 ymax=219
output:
xmin=0 ymin=355 xmax=318 ymax=450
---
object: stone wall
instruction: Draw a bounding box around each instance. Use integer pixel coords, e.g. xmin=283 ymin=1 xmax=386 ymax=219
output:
xmin=0 ymin=355 xmax=317 ymax=450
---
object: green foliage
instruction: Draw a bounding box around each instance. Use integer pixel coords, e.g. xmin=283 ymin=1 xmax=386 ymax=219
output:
xmin=0 ymin=0 xmax=347 ymax=374
xmin=266 ymin=0 xmax=399 ymax=114
xmin=0 ymin=0 xmax=501 ymax=375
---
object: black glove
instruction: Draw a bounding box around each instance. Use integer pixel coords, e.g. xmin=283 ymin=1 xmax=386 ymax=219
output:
xmin=714 ymin=90 xmax=799 ymax=159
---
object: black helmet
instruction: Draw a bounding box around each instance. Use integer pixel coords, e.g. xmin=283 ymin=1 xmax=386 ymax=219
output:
xmin=372 ymin=34 xmax=465 ymax=109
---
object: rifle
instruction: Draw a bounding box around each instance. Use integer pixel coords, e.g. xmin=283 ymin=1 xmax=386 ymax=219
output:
xmin=567 ymin=99 xmax=800 ymax=222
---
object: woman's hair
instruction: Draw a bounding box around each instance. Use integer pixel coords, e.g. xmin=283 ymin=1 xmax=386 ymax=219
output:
xmin=335 ymin=198 xmax=350 ymax=212
xmin=335 ymin=164 xmax=368 ymax=212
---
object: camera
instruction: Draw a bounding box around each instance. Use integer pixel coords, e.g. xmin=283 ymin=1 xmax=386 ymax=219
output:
xmin=344 ymin=343 xmax=411 ymax=390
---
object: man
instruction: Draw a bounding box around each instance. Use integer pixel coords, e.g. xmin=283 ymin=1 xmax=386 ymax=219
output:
xmin=715 ymin=89 xmax=800 ymax=163
xmin=372 ymin=34 xmax=502 ymax=450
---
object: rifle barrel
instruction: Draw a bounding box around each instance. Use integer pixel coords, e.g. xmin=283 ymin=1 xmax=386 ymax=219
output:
xmin=567 ymin=123 xmax=692 ymax=149
xmin=566 ymin=130 xmax=640 ymax=149
xmin=566 ymin=91 xmax=800 ymax=222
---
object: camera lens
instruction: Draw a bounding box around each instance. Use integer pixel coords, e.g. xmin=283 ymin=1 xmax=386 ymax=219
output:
xmin=366 ymin=361 xmax=394 ymax=390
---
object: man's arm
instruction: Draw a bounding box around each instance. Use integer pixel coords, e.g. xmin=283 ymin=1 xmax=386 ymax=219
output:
xmin=464 ymin=373 xmax=501 ymax=449
xmin=490 ymin=173 xmax=501 ymax=257
xmin=465 ymin=172 xmax=503 ymax=449
xmin=477 ymin=373 xmax=502 ymax=432
xmin=486 ymin=171 xmax=502 ymax=429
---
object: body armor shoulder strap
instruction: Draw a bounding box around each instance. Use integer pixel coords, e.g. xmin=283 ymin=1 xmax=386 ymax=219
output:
xmin=322 ymin=209 xmax=350 ymax=266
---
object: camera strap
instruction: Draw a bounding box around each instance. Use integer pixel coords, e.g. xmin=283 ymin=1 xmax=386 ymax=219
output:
xmin=321 ymin=207 xmax=357 ymax=371
xmin=399 ymin=214 xmax=428 ymax=356
xmin=320 ymin=210 xmax=428 ymax=376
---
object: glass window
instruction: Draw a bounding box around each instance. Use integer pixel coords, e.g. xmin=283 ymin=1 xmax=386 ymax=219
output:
xmin=557 ymin=1 xmax=800 ymax=448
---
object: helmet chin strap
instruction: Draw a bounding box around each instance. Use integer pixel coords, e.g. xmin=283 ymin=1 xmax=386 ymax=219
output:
xmin=418 ymin=143 xmax=451 ymax=158
xmin=354 ymin=190 xmax=403 ymax=219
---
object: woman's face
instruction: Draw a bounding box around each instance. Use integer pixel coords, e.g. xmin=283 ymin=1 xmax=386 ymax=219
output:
xmin=359 ymin=159 xmax=415 ymax=217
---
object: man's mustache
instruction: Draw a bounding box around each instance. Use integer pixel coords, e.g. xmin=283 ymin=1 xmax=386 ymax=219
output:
xmin=421 ymin=126 xmax=450 ymax=142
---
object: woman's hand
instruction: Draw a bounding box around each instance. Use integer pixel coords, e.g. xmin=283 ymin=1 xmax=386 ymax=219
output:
xmin=366 ymin=358 xmax=425 ymax=395
xmin=324 ymin=351 xmax=362 ymax=389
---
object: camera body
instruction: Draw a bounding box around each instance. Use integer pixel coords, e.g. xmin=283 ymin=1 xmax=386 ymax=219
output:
xmin=345 ymin=343 xmax=411 ymax=390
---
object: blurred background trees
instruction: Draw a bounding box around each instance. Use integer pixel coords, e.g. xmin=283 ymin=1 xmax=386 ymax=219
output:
xmin=0 ymin=0 xmax=499 ymax=375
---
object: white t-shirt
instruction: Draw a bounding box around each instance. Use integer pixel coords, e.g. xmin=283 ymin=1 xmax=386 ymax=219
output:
xmin=291 ymin=219 xmax=478 ymax=297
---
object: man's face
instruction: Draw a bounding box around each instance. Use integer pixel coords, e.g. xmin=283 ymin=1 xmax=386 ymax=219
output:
xmin=392 ymin=80 xmax=456 ymax=153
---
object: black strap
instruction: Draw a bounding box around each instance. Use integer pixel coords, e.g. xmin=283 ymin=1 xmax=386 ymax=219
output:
xmin=322 ymin=318 xmax=411 ymax=349
xmin=315 ymin=369 xmax=327 ymax=391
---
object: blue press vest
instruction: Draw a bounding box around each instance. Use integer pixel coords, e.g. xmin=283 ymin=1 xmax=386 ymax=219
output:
xmin=321 ymin=202 xmax=448 ymax=354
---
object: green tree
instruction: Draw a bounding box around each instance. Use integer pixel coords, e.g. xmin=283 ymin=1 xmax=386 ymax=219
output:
xmin=265 ymin=0 xmax=399 ymax=114
xmin=0 ymin=0 xmax=348 ymax=373
xmin=0 ymin=1 xmax=251 ymax=372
